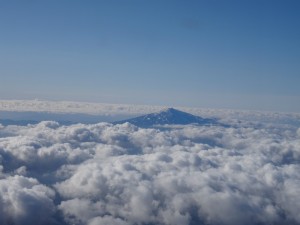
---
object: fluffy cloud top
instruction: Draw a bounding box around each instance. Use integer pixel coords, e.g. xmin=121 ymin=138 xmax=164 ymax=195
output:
xmin=0 ymin=116 xmax=299 ymax=225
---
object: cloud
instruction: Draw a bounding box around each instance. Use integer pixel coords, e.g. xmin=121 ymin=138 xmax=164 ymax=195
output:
xmin=0 ymin=100 xmax=163 ymax=116
xmin=0 ymin=175 xmax=56 ymax=225
xmin=0 ymin=115 xmax=300 ymax=224
xmin=1 ymin=99 xmax=299 ymax=125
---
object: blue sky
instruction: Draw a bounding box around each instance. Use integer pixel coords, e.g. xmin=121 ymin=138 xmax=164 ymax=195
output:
xmin=0 ymin=0 xmax=299 ymax=112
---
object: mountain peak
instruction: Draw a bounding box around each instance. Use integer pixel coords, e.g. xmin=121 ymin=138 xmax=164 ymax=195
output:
xmin=161 ymin=107 xmax=178 ymax=113
xmin=165 ymin=107 xmax=176 ymax=111
xmin=114 ymin=108 xmax=220 ymax=127
xmin=157 ymin=107 xmax=180 ymax=114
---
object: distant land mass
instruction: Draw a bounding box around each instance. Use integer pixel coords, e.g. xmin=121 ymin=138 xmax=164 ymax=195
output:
xmin=114 ymin=108 xmax=221 ymax=127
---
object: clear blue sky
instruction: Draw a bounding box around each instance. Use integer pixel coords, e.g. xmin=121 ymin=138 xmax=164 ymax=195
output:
xmin=0 ymin=0 xmax=299 ymax=112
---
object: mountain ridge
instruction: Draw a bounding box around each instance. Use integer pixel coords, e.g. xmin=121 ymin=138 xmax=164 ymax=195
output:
xmin=114 ymin=108 xmax=220 ymax=127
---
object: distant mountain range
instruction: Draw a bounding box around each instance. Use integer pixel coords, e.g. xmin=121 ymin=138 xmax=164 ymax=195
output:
xmin=0 ymin=108 xmax=223 ymax=127
xmin=114 ymin=108 xmax=221 ymax=127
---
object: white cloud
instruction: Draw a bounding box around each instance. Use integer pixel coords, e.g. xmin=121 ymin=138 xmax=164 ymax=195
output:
xmin=0 ymin=175 xmax=56 ymax=225
xmin=88 ymin=216 xmax=130 ymax=225
xmin=0 ymin=114 xmax=299 ymax=224
xmin=1 ymin=99 xmax=299 ymax=125
xmin=0 ymin=99 xmax=163 ymax=116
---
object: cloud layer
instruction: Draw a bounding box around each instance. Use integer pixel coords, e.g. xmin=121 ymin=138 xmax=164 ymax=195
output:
xmin=1 ymin=99 xmax=300 ymax=125
xmin=0 ymin=118 xmax=300 ymax=225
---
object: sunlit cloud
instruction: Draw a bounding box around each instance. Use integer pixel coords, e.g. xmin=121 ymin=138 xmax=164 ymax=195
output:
xmin=0 ymin=114 xmax=299 ymax=224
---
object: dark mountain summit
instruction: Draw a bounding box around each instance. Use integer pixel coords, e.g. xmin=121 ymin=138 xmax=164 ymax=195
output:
xmin=114 ymin=108 xmax=220 ymax=127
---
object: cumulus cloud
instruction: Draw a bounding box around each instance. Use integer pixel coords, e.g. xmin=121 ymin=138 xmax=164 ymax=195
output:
xmin=0 ymin=175 xmax=56 ymax=225
xmin=0 ymin=116 xmax=299 ymax=225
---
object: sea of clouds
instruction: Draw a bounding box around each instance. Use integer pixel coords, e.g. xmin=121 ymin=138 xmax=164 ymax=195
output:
xmin=0 ymin=111 xmax=300 ymax=225
xmin=1 ymin=99 xmax=300 ymax=124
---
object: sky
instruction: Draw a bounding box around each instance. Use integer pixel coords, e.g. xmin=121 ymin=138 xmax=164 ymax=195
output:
xmin=0 ymin=0 xmax=299 ymax=112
